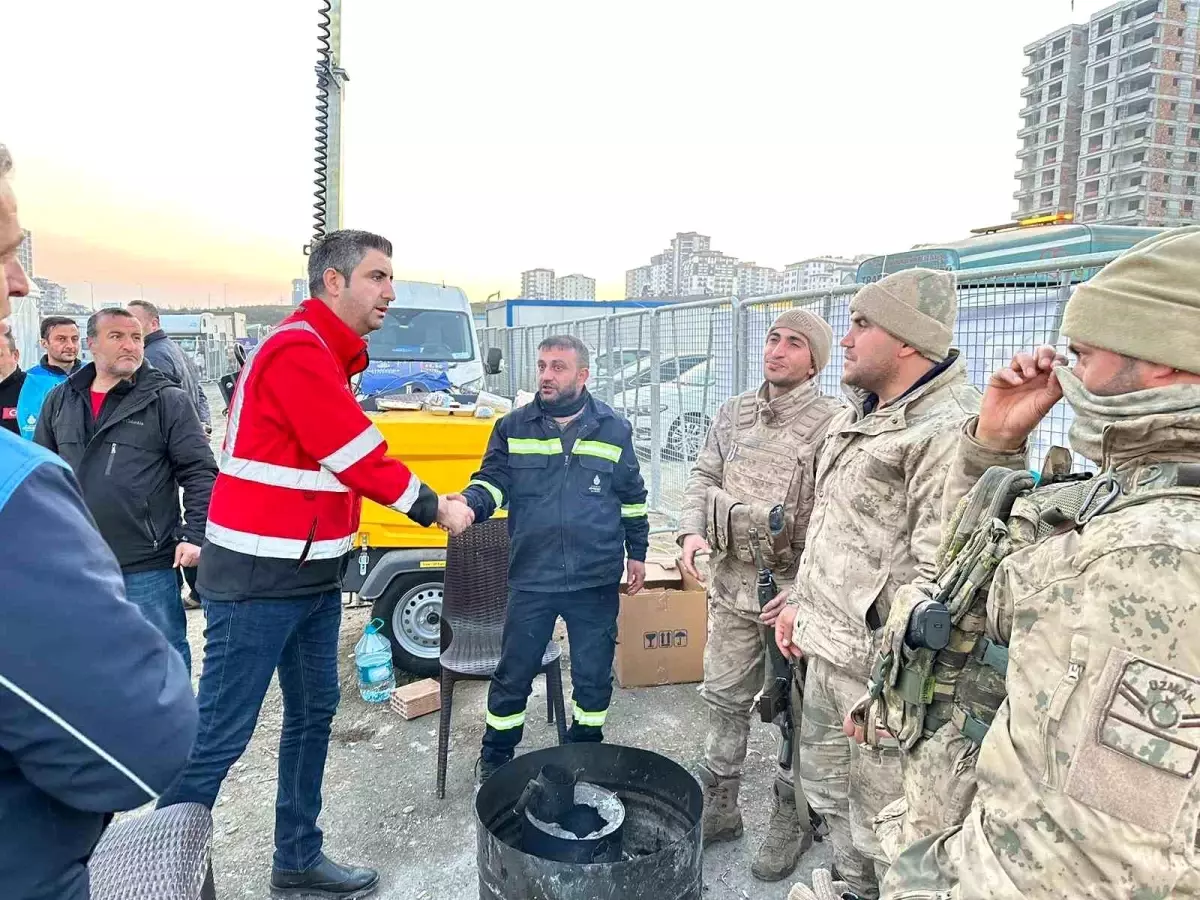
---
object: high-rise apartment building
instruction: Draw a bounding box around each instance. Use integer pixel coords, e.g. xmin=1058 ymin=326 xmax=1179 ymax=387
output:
xmin=554 ymin=273 xmax=596 ymax=300
xmin=291 ymin=278 xmax=307 ymax=306
xmin=1014 ymin=25 xmax=1090 ymax=218
xmin=32 ymin=277 xmax=69 ymax=314
xmin=17 ymin=229 xmax=32 ymax=277
xmin=669 ymin=232 xmax=711 ymax=293
xmin=1016 ymin=0 xmax=1199 ymax=226
xmin=733 ymin=262 xmax=783 ymax=298
xmin=681 ymin=250 xmax=736 ymax=297
xmin=520 ymin=268 xmax=556 ymax=300
xmin=1077 ymin=0 xmax=1199 ymax=225
xmin=625 ymin=265 xmax=652 ymax=299
xmin=782 ymin=257 xmax=858 ymax=293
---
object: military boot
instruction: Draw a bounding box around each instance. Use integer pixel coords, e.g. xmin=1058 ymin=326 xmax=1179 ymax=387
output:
xmin=697 ymin=765 xmax=743 ymax=847
xmin=751 ymin=775 xmax=813 ymax=881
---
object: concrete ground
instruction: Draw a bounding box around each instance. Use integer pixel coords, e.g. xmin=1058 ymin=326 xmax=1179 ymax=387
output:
xmin=183 ymin=605 xmax=831 ymax=900
xmin=181 ymin=384 xmax=831 ymax=897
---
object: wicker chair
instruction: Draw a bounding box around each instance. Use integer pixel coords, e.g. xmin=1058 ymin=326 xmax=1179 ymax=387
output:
xmin=88 ymin=803 xmax=216 ymax=900
xmin=437 ymin=518 xmax=566 ymax=799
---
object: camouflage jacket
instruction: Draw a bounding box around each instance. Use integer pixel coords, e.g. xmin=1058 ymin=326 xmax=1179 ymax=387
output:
xmin=886 ymin=398 xmax=1200 ymax=899
xmin=678 ymin=380 xmax=840 ymax=613
xmin=788 ymin=353 xmax=981 ymax=678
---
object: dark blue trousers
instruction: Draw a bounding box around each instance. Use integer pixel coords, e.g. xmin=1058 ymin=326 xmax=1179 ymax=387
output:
xmin=482 ymin=585 xmax=619 ymax=764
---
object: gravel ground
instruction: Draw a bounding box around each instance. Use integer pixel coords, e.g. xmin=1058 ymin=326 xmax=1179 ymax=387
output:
xmin=182 ymin=385 xmax=831 ymax=898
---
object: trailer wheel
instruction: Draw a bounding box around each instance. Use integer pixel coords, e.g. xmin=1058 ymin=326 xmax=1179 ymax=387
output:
xmin=371 ymin=573 xmax=444 ymax=678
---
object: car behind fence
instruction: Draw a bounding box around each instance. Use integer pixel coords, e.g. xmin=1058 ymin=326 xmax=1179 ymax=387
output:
xmin=480 ymin=253 xmax=1118 ymax=530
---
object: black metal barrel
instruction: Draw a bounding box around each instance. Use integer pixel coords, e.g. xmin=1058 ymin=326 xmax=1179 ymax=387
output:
xmin=476 ymin=743 xmax=703 ymax=900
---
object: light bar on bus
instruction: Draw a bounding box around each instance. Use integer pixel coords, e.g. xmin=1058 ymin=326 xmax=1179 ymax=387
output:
xmin=970 ymin=212 xmax=1074 ymax=235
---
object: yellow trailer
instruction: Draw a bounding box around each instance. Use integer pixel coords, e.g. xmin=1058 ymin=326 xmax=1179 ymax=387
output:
xmin=344 ymin=409 xmax=502 ymax=676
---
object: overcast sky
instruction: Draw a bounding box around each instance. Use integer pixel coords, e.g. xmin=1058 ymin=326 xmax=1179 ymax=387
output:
xmin=4 ymin=0 xmax=1118 ymax=307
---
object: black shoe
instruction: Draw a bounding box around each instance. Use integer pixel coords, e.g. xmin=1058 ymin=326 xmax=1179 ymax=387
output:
xmin=270 ymin=855 xmax=379 ymax=899
xmin=476 ymin=753 xmax=509 ymax=787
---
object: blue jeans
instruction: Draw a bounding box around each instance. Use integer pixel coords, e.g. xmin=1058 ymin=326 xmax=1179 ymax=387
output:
xmin=124 ymin=568 xmax=192 ymax=675
xmin=158 ymin=591 xmax=342 ymax=872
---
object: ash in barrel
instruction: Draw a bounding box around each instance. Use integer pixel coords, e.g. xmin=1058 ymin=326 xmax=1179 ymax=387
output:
xmin=522 ymin=781 xmax=625 ymax=864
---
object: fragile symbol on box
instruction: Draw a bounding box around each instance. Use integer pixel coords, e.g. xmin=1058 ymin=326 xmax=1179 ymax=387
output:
xmin=643 ymin=629 xmax=689 ymax=650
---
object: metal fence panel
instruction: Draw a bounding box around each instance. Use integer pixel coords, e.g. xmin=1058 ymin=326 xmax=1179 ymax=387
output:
xmin=474 ymin=253 xmax=1121 ymax=529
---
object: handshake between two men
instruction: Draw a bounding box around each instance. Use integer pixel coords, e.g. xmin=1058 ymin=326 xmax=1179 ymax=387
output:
xmin=435 ymin=493 xmax=475 ymax=536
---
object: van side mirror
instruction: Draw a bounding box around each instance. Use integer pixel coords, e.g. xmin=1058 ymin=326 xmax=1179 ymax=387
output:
xmin=484 ymin=347 xmax=503 ymax=375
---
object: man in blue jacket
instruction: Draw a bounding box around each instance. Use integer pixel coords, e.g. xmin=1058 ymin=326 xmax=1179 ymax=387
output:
xmin=17 ymin=314 xmax=82 ymax=439
xmin=0 ymin=140 xmax=199 ymax=900
xmin=461 ymin=335 xmax=649 ymax=781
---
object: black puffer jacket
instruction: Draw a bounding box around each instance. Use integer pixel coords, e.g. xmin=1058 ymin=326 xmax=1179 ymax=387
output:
xmin=34 ymin=362 xmax=217 ymax=572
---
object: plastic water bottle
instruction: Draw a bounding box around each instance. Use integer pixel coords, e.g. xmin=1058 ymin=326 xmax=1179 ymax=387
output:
xmin=355 ymin=618 xmax=395 ymax=703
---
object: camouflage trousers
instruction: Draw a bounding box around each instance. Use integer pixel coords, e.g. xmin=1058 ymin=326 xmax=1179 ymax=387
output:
xmin=797 ymin=656 xmax=903 ymax=900
xmin=700 ymin=601 xmax=798 ymax=786
xmin=875 ymin=723 xmax=982 ymax=866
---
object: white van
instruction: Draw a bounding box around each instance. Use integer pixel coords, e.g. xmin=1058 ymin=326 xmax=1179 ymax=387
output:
xmin=359 ymin=280 xmax=500 ymax=398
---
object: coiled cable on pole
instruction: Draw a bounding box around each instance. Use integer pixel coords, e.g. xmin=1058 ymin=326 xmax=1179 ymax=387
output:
xmin=309 ymin=0 xmax=333 ymax=252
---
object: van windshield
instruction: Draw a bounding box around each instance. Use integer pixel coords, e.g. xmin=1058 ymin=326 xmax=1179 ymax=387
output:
xmin=367 ymin=309 xmax=475 ymax=362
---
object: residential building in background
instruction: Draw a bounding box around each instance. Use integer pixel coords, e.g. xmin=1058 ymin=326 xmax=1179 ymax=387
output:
xmin=734 ymin=262 xmax=783 ymax=298
xmin=625 ymin=265 xmax=652 ymax=298
xmin=782 ymin=257 xmax=859 ymax=293
xmin=554 ymin=273 xmax=596 ymax=300
xmin=669 ymin=232 xmax=711 ymax=294
xmin=291 ymin=278 xmax=307 ymax=306
xmin=681 ymin=250 xmax=737 ymax=297
xmin=626 ymin=232 xmax=725 ymax=298
xmin=1077 ymin=0 xmax=1198 ymax=225
xmin=32 ymin=277 xmax=71 ymax=314
xmin=649 ymin=252 xmax=674 ymax=297
xmin=520 ymin=268 xmax=556 ymax=300
xmin=17 ymin=229 xmax=33 ymax=277
xmin=1017 ymin=0 xmax=1199 ymax=227
xmin=1014 ymin=25 xmax=1089 ymax=219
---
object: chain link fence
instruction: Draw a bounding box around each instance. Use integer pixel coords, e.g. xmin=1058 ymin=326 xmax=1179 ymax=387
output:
xmin=479 ymin=253 xmax=1119 ymax=529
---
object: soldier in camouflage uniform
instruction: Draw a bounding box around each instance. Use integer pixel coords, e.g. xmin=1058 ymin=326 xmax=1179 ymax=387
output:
xmin=678 ymin=308 xmax=841 ymax=881
xmin=773 ymin=269 xmax=979 ymax=900
xmin=876 ymin=226 xmax=1200 ymax=899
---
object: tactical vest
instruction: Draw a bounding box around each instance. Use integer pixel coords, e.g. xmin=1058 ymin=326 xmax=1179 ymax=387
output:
xmin=707 ymin=388 xmax=835 ymax=571
xmin=861 ymin=453 xmax=1200 ymax=752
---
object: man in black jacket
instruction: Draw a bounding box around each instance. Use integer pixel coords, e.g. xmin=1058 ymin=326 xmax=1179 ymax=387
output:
xmin=0 ymin=323 xmax=24 ymax=434
xmin=127 ymin=299 xmax=212 ymax=433
xmin=36 ymin=307 xmax=217 ymax=674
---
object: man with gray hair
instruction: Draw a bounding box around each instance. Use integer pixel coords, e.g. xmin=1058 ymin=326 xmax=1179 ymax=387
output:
xmin=127 ymin=299 xmax=211 ymax=434
xmin=460 ymin=333 xmax=649 ymax=783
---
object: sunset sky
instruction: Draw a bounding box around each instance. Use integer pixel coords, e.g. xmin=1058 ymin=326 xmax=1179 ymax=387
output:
xmin=6 ymin=0 xmax=1114 ymax=309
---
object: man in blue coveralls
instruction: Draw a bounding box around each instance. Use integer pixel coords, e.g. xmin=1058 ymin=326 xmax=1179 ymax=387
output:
xmin=460 ymin=334 xmax=649 ymax=782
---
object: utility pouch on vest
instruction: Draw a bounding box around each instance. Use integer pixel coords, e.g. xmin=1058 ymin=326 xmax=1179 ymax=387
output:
xmin=706 ymin=486 xmax=738 ymax=554
xmin=709 ymin=487 xmax=794 ymax=569
xmin=877 ymin=583 xmax=940 ymax=750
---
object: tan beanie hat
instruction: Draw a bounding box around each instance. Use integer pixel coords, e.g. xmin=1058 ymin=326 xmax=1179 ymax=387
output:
xmin=849 ymin=268 xmax=958 ymax=362
xmin=1061 ymin=225 xmax=1200 ymax=375
xmin=769 ymin=308 xmax=834 ymax=373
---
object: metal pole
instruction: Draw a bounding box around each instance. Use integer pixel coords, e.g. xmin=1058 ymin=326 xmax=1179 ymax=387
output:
xmin=324 ymin=0 xmax=347 ymax=234
xmin=730 ymin=296 xmax=744 ymax=395
xmin=647 ymin=309 xmax=662 ymax=512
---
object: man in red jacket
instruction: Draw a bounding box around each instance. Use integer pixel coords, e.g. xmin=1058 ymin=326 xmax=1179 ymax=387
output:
xmin=159 ymin=230 xmax=472 ymax=899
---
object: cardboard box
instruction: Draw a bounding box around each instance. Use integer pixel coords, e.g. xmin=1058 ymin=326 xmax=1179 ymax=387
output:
xmin=614 ymin=557 xmax=708 ymax=688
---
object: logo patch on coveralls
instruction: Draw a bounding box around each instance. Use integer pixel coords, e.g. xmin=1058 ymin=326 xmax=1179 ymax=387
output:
xmin=590 ymin=474 xmax=602 ymax=494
